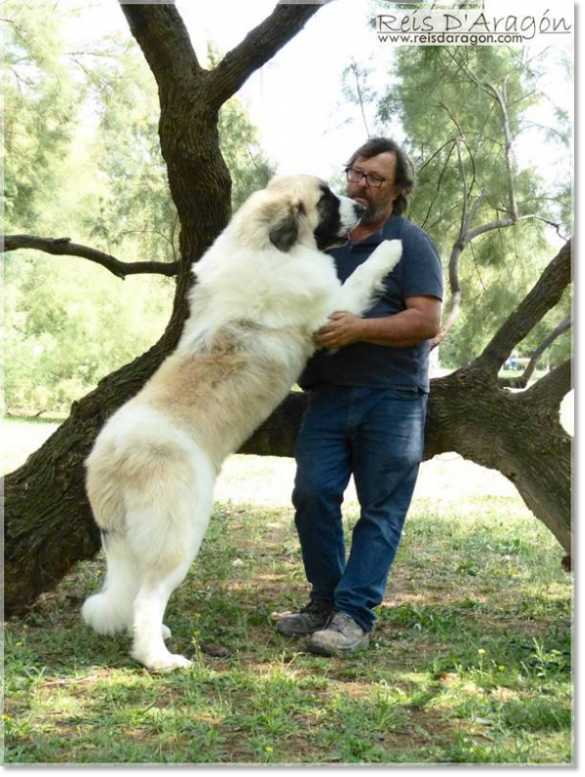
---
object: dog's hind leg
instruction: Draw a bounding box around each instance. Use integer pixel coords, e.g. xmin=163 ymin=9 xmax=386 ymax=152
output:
xmin=130 ymin=558 xmax=196 ymax=672
xmin=82 ymin=533 xmax=140 ymax=636
xmin=81 ymin=534 xmax=173 ymax=641
xmin=126 ymin=456 xmax=215 ymax=671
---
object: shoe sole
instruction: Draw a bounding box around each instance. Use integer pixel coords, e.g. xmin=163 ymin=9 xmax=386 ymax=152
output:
xmin=305 ymin=635 xmax=370 ymax=657
xmin=276 ymin=623 xmax=329 ymax=637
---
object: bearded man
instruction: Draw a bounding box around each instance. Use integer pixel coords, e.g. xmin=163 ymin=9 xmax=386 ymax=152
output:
xmin=276 ymin=137 xmax=444 ymax=655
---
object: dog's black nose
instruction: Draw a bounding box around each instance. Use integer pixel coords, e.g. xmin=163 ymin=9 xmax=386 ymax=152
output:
xmin=353 ymin=202 xmax=366 ymax=218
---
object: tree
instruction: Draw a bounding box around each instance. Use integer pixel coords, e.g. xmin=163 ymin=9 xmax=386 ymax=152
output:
xmin=376 ymin=46 xmax=572 ymax=361
xmin=3 ymin=0 xmax=81 ymax=231
xmin=3 ymin=3 xmax=572 ymax=614
xmin=3 ymin=6 xmax=277 ymax=415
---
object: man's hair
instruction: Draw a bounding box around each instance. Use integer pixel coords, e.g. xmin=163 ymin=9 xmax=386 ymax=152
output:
xmin=346 ymin=137 xmax=414 ymax=216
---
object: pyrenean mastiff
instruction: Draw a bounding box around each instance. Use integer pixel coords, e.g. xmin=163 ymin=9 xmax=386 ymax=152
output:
xmin=82 ymin=175 xmax=402 ymax=670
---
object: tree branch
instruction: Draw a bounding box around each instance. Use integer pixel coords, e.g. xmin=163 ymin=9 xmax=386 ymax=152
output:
xmin=347 ymin=59 xmax=371 ymax=137
xmin=523 ymin=358 xmax=573 ymax=410
xmin=492 ymin=77 xmax=519 ymax=221
xmin=430 ymin=184 xmax=488 ymax=349
xmin=500 ymin=317 xmax=572 ymax=388
xmin=431 ymin=242 xmax=463 ymax=350
xmin=206 ymin=0 xmax=332 ymax=110
xmin=3 ymin=235 xmax=179 ymax=279
xmin=465 ymin=216 xmax=515 ymax=243
xmin=455 ymin=138 xmax=469 ymax=243
xmin=417 ymin=137 xmax=458 ymax=175
xmin=437 ymin=102 xmax=477 ymax=199
xmin=119 ymin=0 xmax=203 ymax=91
xmin=465 ymin=212 xmax=569 ymax=245
xmin=471 ymin=240 xmax=572 ymax=374
xmin=420 ymin=140 xmax=457 ymax=231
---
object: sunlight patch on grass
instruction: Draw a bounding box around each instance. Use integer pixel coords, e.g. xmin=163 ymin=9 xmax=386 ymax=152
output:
xmin=3 ymin=418 xmax=573 ymax=765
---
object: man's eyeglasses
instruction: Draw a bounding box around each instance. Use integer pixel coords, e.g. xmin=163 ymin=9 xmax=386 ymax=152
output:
xmin=345 ymin=167 xmax=386 ymax=189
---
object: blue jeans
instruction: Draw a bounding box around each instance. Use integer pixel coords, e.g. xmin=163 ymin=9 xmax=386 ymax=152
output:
xmin=292 ymin=385 xmax=428 ymax=632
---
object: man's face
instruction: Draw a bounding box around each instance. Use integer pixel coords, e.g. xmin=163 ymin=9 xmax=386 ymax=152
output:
xmin=346 ymin=152 xmax=401 ymax=226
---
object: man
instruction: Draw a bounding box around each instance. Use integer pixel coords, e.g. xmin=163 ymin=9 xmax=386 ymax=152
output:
xmin=276 ymin=137 xmax=444 ymax=655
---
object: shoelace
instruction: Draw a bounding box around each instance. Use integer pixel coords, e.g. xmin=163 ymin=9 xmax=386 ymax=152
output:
xmin=324 ymin=612 xmax=353 ymax=632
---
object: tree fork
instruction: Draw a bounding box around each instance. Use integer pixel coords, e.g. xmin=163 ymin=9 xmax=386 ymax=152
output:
xmin=3 ymin=0 xmax=333 ymax=615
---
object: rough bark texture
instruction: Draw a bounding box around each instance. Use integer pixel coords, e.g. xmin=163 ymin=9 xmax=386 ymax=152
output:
xmin=3 ymin=2 xmax=572 ymax=615
xmin=242 ymin=358 xmax=573 ymax=555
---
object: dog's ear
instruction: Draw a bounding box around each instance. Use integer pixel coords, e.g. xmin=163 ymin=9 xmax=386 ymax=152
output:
xmin=269 ymin=201 xmax=305 ymax=252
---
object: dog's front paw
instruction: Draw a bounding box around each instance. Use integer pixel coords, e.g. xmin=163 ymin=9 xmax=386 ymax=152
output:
xmin=371 ymin=239 xmax=402 ymax=271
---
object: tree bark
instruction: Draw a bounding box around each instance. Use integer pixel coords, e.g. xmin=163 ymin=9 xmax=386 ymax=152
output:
xmin=3 ymin=235 xmax=179 ymax=278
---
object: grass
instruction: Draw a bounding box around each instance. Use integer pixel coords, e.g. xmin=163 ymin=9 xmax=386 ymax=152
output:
xmin=2 ymin=417 xmax=574 ymax=765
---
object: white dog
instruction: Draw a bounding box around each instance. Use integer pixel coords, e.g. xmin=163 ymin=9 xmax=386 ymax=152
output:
xmin=82 ymin=175 xmax=402 ymax=670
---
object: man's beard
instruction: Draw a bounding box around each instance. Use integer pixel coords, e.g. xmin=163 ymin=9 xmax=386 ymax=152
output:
xmin=359 ymin=201 xmax=390 ymax=225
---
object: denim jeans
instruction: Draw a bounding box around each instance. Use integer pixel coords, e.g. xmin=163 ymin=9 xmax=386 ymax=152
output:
xmin=292 ymin=385 xmax=428 ymax=633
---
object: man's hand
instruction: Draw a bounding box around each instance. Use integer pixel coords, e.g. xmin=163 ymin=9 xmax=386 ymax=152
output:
xmin=313 ymin=296 xmax=442 ymax=350
xmin=313 ymin=311 xmax=364 ymax=349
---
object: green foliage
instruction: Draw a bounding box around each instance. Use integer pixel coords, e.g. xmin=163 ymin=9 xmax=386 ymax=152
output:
xmin=208 ymin=43 xmax=277 ymax=210
xmin=75 ymin=35 xmax=179 ymax=264
xmin=2 ymin=0 xmax=82 ymax=230
xmin=372 ymin=46 xmax=573 ymax=368
xmin=3 ymin=5 xmax=276 ymax=415
xmin=4 ymin=252 xmax=173 ymax=415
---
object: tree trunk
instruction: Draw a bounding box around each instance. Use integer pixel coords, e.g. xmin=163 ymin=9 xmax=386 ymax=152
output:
xmin=3 ymin=2 xmax=572 ymax=615
xmin=423 ymin=365 xmax=572 ymax=553
xmin=241 ymin=361 xmax=573 ymax=554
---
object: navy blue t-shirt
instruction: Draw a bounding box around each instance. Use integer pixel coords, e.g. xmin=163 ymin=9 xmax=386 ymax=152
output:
xmin=299 ymin=214 xmax=444 ymax=392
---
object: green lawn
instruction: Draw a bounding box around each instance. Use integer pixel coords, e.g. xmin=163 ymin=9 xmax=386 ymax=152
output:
xmin=2 ymin=417 xmax=574 ymax=765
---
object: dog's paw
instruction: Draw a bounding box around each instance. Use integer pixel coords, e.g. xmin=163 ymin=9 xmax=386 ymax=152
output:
xmin=133 ymin=649 xmax=193 ymax=672
xmin=81 ymin=593 xmax=128 ymax=636
xmin=161 ymin=624 xmax=172 ymax=641
xmin=148 ymin=653 xmax=192 ymax=672
xmin=371 ymin=239 xmax=402 ymax=271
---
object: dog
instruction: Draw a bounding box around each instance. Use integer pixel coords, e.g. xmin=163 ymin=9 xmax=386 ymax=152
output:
xmin=81 ymin=175 xmax=402 ymax=670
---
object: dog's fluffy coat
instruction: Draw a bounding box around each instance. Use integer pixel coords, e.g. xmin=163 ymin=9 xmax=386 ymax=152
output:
xmin=82 ymin=175 xmax=402 ymax=670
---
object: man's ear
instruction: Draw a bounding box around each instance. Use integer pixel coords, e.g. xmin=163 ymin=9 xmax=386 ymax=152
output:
xmin=391 ymin=185 xmax=403 ymax=206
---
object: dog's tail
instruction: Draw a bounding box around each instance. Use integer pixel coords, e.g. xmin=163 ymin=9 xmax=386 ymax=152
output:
xmin=85 ymin=436 xmax=128 ymax=535
xmin=85 ymin=403 xmax=198 ymax=535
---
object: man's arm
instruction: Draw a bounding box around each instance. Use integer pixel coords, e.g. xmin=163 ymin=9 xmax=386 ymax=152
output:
xmin=313 ymin=296 xmax=442 ymax=349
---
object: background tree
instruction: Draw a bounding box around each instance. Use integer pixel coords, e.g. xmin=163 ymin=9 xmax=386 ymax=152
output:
xmin=376 ymin=46 xmax=572 ymax=367
xmin=3 ymin=5 xmax=276 ymax=416
xmin=3 ymin=2 xmax=572 ymax=613
xmin=3 ymin=0 xmax=81 ymax=231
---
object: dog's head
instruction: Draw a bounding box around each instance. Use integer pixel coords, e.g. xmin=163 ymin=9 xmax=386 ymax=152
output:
xmin=231 ymin=175 xmax=365 ymax=253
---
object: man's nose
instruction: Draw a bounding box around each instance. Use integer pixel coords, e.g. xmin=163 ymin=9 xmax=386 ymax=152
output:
xmin=352 ymin=177 xmax=370 ymax=194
